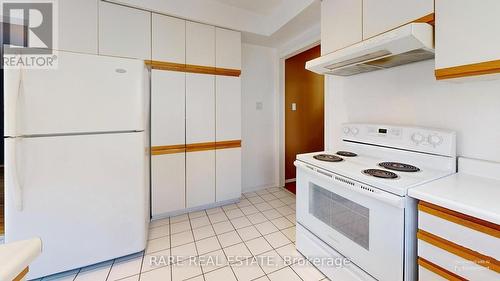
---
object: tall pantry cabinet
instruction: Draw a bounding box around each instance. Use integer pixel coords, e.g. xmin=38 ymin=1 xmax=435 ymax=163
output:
xmin=150 ymin=15 xmax=242 ymax=218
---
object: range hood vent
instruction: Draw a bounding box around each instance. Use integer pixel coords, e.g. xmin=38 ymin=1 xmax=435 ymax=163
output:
xmin=306 ymin=23 xmax=434 ymax=76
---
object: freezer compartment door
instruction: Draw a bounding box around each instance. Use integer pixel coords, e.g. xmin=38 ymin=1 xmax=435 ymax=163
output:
xmin=4 ymin=51 xmax=146 ymax=137
xmin=4 ymin=132 xmax=148 ymax=279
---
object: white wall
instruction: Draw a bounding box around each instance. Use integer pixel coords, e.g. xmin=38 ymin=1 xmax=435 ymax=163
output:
xmin=241 ymin=43 xmax=279 ymax=192
xmin=326 ymin=60 xmax=500 ymax=162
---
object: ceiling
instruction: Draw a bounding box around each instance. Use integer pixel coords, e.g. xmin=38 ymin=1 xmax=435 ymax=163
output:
xmin=212 ymin=0 xmax=284 ymax=15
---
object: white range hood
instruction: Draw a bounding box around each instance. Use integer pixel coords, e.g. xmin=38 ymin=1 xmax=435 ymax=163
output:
xmin=306 ymin=23 xmax=434 ymax=76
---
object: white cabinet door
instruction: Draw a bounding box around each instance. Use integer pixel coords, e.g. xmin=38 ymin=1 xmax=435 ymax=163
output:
xmin=186 ymin=150 xmax=215 ymax=208
xmin=216 ymin=148 xmax=241 ymax=202
xmin=151 ymin=70 xmax=185 ymax=146
xmin=321 ymin=0 xmax=362 ymax=55
xmin=186 ymin=22 xmax=215 ymax=67
xmin=152 ymin=153 xmax=185 ymax=217
xmin=186 ymin=73 xmax=215 ymax=144
xmin=216 ymin=28 xmax=241 ymax=69
xmin=152 ymin=14 xmax=185 ymax=63
xmin=216 ymin=76 xmax=241 ymax=141
xmin=436 ymin=0 xmax=500 ymax=70
xmin=99 ymin=2 xmax=151 ymax=59
xmin=58 ymin=0 xmax=98 ymax=54
xmin=363 ymin=0 xmax=433 ymax=39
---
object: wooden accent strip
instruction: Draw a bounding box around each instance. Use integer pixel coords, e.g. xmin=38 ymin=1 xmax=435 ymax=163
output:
xmin=435 ymin=59 xmax=500 ymax=80
xmin=418 ymin=201 xmax=500 ymax=238
xmin=414 ymin=13 xmax=435 ymax=25
xmin=216 ymin=140 xmax=241 ymax=150
xmin=152 ymin=144 xmax=186 ymax=155
xmin=13 ymin=267 xmax=29 ymax=281
xmin=185 ymin=64 xmax=216 ymax=75
xmin=418 ymin=257 xmax=467 ymax=281
xmin=145 ymin=60 xmax=241 ymax=77
xmin=215 ymin=68 xmax=241 ymax=77
xmin=186 ymin=142 xmax=216 ymax=152
xmin=145 ymin=60 xmax=186 ymax=72
xmin=152 ymin=140 xmax=241 ymax=154
xmin=418 ymin=229 xmax=500 ymax=273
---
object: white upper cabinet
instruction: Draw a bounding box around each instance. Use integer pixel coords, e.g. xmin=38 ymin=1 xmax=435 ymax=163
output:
xmin=216 ymin=76 xmax=241 ymax=141
xmin=58 ymin=0 xmax=98 ymax=54
xmin=435 ymin=0 xmax=500 ymax=76
xmin=99 ymin=2 xmax=151 ymax=59
xmin=363 ymin=0 xmax=434 ymax=39
xmin=152 ymin=14 xmax=186 ymax=64
xmin=151 ymin=70 xmax=185 ymax=146
xmin=321 ymin=0 xmax=362 ymax=55
xmin=186 ymin=22 xmax=216 ymax=67
xmin=216 ymin=28 xmax=241 ymax=69
xmin=186 ymin=73 xmax=215 ymax=144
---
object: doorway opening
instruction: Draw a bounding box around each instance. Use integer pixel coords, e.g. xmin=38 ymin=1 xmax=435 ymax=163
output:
xmin=284 ymin=45 xmax=324 ymax=194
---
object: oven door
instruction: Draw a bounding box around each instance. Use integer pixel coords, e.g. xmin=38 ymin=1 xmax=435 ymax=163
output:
xmin=295 ymin=161 xmax=405 ymax=281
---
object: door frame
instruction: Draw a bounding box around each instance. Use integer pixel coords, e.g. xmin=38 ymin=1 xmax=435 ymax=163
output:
xmin=277 ymin=40 xmax=330 ymax=188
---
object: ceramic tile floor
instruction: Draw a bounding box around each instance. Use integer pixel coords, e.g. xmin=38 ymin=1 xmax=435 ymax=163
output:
xmin=32 ymin=187 xmax=328 ymax=281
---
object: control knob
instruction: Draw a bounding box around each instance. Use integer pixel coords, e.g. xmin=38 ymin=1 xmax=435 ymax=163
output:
xmin=428 ymin=135 xmax=443 ymax=146
xmin=411 ymin=133 xmax=424 ymax=144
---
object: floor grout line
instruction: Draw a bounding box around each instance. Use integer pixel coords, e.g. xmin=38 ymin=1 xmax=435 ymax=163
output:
xmin=73 ymin=187 xmax=306 ymax=281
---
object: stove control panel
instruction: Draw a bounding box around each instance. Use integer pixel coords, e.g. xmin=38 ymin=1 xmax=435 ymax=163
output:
xmin=342 ymin=123 xmax=457 ymax=157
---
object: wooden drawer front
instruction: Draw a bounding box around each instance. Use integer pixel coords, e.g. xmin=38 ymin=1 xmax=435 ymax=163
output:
xmin=418 ymin=210 xmax=499 ymax=260
xmin=418 ymin=231 xmax=500 ymax=280
xmin=418 ymin=259 xmax=463 ymax=281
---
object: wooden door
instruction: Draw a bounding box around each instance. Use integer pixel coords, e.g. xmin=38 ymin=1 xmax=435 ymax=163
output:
xmin=285 ymin=45 xmax=324 ymax=183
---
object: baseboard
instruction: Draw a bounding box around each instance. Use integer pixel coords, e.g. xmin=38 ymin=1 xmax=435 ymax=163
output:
xmin=151 ymin=198 xmax=240 ymax=220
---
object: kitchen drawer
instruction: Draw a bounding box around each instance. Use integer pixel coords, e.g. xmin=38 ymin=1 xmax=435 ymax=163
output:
xmin=418 ymin=231 xmax=500 ymax=280
xmin=418 ymin=259 xmax=461 ymax=281
xmin=296 ymin=224 xmax=376 ymax=281
xmin=418 ymin=201 xmax=500 ymax=260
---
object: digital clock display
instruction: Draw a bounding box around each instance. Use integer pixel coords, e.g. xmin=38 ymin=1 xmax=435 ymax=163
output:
xmin=378 ymin=128 xmax=388 ymax=134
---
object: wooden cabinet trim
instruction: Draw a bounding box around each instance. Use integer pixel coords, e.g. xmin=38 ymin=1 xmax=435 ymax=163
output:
xmin=145 ymin=60 xmax=186 ymax=72
xmin=152 ymin=144 xmax=186 ymax=155
xmin=186 ymin=142 xmax=216 ymax=152
xmin=153 ymin=140 xmax=241 ymax=154
xmin=418 ymin=201 xmax=500 ymax=238
xmin=13 ymin=267 xmax=29 ymax=281
xmin=435 ymin=59 xmax=500 ymax=80
xmin=418 ymin=257 xmax=466 ymax=281
xmin=145 ymin=60 xmax=241 ymax=77
xmin=215 ymin=67 xmax=242 ymax=77
xmin=216 ymin=140 xmax=241 ymax=150
xmin=417 ymin=229 xmax=500 ymax=273
xmin=414 ymin=13 xmax=435 ymax=25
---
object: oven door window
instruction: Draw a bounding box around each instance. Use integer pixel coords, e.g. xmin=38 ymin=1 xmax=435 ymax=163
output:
xmin=309 ymin=183 xmax=370 ymax=250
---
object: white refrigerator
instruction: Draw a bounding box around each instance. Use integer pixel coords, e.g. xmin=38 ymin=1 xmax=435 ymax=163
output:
xmin=3 ymin=51 xmax=150 ymax=279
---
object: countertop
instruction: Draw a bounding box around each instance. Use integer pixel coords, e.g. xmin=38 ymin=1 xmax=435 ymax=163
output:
xmin=408 ymin=158 xmax=500 ymax=225
xmin=0 ymin=238 xmax=42 ymax=281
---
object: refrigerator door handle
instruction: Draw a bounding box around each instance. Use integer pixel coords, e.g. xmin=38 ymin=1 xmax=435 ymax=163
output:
xmin=7 ymin=138 xmax=23 ymax=211
xmin=5 ymin=68 xmax=22 ymax=136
